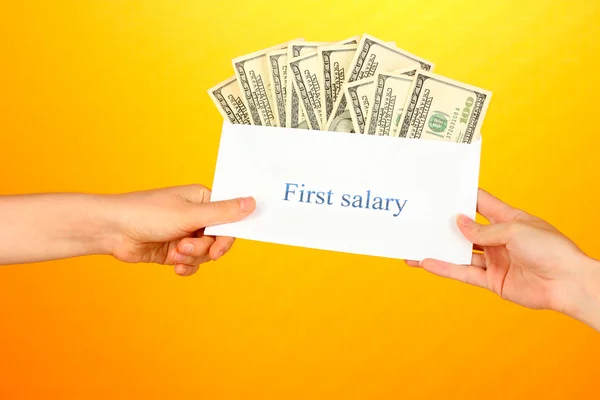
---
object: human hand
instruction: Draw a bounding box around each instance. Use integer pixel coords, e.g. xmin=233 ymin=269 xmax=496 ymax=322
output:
xmin=106 ymin=185 xmax=255 ymax=277
xmin=406 ymin=189 xmax=600 ymax=330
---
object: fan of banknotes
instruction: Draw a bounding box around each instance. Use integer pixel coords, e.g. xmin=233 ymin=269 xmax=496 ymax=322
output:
xmin=208 ymin=34 xmax=491 ymax=143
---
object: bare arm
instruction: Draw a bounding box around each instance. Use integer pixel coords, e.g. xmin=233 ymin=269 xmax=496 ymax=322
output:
xmin=0 ymin=193 xmax=116 ymax=265
xmin=0 ymin=185 xmax=255 ymax=276
xmin=406 ymin=189 xmax=600 ymax=332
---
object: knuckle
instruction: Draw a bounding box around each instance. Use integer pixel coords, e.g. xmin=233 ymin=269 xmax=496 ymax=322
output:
xmin=179 ymin=184 xmax=211 ymax=204
xmin=191 ymin=184 xmax=211 ymax=202
xmin=173 ymin=254 xmax=192 ymax=265
xmin=183 ymin=256 xmax=197 ymax=265
xmin=511 ymin=209 xmax=529 ymax=221
xmin=203 ymin=189 xmax=212 ymax=202
xmin=472 ymin=223 xmax=484 ymax=239
xmin=507 ymin=221 xmax=522 ymax=238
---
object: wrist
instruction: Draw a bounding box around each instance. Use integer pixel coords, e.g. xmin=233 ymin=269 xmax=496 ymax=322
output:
xmin=561 ymin=256 xmax=600 ymax=330
xmin=74 ymin=194 xmax=123 ymax=257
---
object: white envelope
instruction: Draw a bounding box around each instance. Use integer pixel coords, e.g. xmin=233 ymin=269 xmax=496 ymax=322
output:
xmin=205 ymin=121 xmax=481 ymax=264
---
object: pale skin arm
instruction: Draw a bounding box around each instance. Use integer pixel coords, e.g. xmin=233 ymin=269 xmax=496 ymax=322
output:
xmin=406 ymin=189 xmax=600 ymax=331
xmin=0 ymin=185 xmax=256 ymax=276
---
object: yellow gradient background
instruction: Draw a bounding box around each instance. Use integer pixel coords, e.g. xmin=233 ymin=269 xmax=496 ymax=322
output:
xmin=1 ymin=1 xmax=599 ymax=398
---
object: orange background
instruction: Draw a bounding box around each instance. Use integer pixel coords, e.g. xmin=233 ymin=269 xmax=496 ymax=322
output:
xmin=1 ymin=1 xmax=599 ymax=398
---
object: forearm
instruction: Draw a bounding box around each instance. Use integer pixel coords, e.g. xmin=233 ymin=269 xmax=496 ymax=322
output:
xmin=0 ymin=193 xmax=117 ymax=265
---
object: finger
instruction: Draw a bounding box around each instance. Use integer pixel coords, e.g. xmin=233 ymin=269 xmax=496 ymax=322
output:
xmin=178 ymin=236 xmax=215 ymax=257
xmin=174 ymin=264 xmax=187 ymax=275
xmin=172 ymin=236 xmax=215 ymax=265
xmin=188 ymin=197 xmax=256 ymax=229
xmin=476 ymin=188 xmax=521 ymax=223
xmin=421 ymin=258 xmax=488 ymax=289
xmin=457 ymin=214 xmax=512 ymax=246
xmin=175 ymin=254 xmax=211 ymax=268
xmin=471 ymin=252 xmax=486 ymax=268
xmin=185 ymin=265 xmax=200 ymax=276
xmin=209 ymin=236 xmax=236 ymax=260
xmin=174 ymin=264 xmax=200 ymax=277
xmin=407 ymin=254 xmax=485 ymax=268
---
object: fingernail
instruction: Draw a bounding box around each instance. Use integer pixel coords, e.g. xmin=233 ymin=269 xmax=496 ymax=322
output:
xmin=240 ymin=197 xmax=254 ymax=212
xmin=182 ymin=243 xmax=194 ymax=255
xmin=175 ymin=265 xmax=187 ymax=275
xmin=217 ymin=250 xmax=224 ymax=259
xmin=174 ymin=252 xmax=185 ymax=263
xmin=457 ymin=214 xmax=472 ymax=226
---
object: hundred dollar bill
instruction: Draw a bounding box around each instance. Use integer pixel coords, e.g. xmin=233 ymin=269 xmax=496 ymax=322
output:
xmin=325 ymin=34 xmax=435 ymax=132
xmin=317 ymin=44 xmax=358 ymax=127
xmin=285 ymin=41 xmax=331 ymax=128
xmin=233 ymin=40 xmax=298 ymax=126
xmin=285 ymin=38 xmax=359 ymax=129
xmin=365 ymin=68 xmax=416 ymax=136
xmin=395 ymin=70 xmax=492 ymax=143
xmin=344 ymin=77 xmax=376 ymax=134
xmin=267 ymin=49 xmax=288 ymax=127
xmin=289 ymin=52 xmax=324 ymax=130
xmin=207 ymin=76 xmax=251 ymax=124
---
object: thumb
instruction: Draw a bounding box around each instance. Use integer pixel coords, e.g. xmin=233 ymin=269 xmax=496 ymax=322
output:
xmin=191 ymin=196 xmax=256 ymax=228
xmin=456 ymin=214 xmax=511 ymax=246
